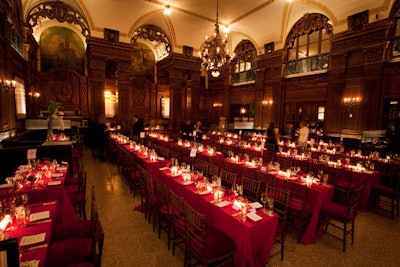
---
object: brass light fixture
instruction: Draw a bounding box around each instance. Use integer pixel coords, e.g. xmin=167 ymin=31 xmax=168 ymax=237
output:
xmin=199 ymin=0 xmax=230 ymax=78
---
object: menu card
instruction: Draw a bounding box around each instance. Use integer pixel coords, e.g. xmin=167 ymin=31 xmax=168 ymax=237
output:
xmin=20 ymin=260 xmax=40 ymax=267
xmin=47 ymin=180 xmax=62 ymax=186
xmin=216 ymin=200 xmax=231 ymax=207
xmin=20 ymin=232 xmax=46 ymax=246
xmin=51 ymin=173 xmax=63 ymax=178
xmin=56 ymin=166 xmax=67 ymax=171
xmin=29 ymin=211 xmax=50 ymax=222
xmin=248 ymin=202 xmax=263 ymax=209
xmin=246 ymin=212 xmax=263 ymax=222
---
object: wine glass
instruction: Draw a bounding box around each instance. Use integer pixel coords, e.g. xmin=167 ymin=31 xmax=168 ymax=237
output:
xmin=260 ymin=192 xmax=268 ymax=214
xmin=267 ymin=198 xmax=274 ymax=216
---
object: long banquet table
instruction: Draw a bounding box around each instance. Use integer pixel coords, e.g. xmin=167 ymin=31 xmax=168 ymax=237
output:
xmin=154 ymin=167 xmax=278 ymax=267
xmin=1 ymin=162 xmax=79 ymax=266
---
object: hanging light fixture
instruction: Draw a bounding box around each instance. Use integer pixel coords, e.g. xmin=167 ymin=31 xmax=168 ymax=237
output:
xmin=199 ymin=0 xmax=230 ymax=78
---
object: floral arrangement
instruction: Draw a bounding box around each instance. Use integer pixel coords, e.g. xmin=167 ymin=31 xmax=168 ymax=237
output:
xmin=47 ymin=101 xmax=62 ymax=140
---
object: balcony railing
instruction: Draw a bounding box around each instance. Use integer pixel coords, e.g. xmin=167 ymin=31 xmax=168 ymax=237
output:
xmin=232 ymin=70 xmax=255 ymax=84
xmin=285 ymin=53 xmax=329 ymax=78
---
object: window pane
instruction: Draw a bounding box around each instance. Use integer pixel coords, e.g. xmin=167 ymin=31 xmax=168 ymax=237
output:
xmin=288 ymin=48 xmax=297 ymax=60
xmin=298 ymin=34 xmax=307 ymax=46
xmin=309 ymin=31 xmax=320 ymax=43
xmin=321 ymin=40 xmax=330 ymax=53
xmin=298 ymin=45 xmax=307 ymax=58
xmin=308 ymin=42 xmax=319 ymax=57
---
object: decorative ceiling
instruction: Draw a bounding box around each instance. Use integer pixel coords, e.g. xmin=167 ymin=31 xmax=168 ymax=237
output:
xmin=21 ymin=0 xmax=394 ymax=55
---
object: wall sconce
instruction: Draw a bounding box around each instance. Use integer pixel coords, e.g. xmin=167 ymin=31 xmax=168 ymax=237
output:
xmin=262 ymin=100 xmax=273 ymax=107
xmin=343 ymin=97 xmax=360 ymax=106
xmin=28 ymin=91 xmax=40 ymax=98
xmin=240 ymin=107 xmax=247 ymax=114
xmin=213 ymin=103 xmax=223 ymax=107
xmin=0 ymin=79 xmax=17 ymax=92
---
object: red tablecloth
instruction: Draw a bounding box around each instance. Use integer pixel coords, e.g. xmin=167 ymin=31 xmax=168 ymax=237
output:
xmin=6 ymin=201 xmax=58 ymax=267
xmin=154 ymin=167 xmax=278 ymax=267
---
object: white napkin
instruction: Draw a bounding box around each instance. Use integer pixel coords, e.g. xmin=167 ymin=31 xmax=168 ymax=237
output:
xmin=248 ymin=202 xmax=263 ymax=209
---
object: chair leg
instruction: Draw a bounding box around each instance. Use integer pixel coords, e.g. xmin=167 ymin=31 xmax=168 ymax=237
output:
xmin=351 ymin=220 xmax=355 ymax=245
xmin=343 ymin=222 xmax=347 ymax=252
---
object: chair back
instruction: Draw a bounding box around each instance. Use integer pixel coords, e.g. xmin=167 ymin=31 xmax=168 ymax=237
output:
xmin=154 ymin=179 xmax=170 ymax=209
xmin=277 ymin=157 xmax=293 ymax=170
xmin=241 ymin=165 xmax=258 ymax=178
xmin=92 ymin=217 xmax=105 ymax=267
xmin=0 ymin=238 xmax=19 ymax=267
xmin=258 ymin=171 xmax=276 ymax=188
xmin=345 ymin=184 xmax=365 ymax=219
xmin=241 ymin=174 xmax=261 ymax=202
xmin=193 ymin=159 xmax=208 ymax=174
xmin=223 ymin=160 xmax=237 ymax=173
xmin=265 ymin=184 xmax=290 ymax=225
xmin=283 ymin=180 xmax=309 ymax=214
xmin=206 ymin=163 xmax=220 ymax=179
xmin=169 ymin=189 xmax=186 ymax=225
xmin=220 ymin=170 xmax=237 ymax=189
xmin=184 ymin=202 xmax=207 ymax=263
xmin=143 ymin=170 xmax=154 ymax=199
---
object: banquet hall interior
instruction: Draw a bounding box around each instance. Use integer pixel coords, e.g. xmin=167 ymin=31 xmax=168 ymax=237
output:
xmin=1 ymin=0 xmax=400 ymax=266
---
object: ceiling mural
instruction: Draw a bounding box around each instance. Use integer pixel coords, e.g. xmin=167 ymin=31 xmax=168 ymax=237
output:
xmin=40 ymin=26 xmax=85 ymax=75
xmin=130 ymin=42 xmax=156 ymax=78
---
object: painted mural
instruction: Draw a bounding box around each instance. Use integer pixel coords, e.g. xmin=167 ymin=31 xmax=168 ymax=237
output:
xmin=130 ymin=42 xmax=155 ymax=78
xmin=40 ymin=27 xmax=85 ymax=75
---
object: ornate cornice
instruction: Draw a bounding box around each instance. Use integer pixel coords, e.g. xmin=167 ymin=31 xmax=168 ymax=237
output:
xmin=27 ymin=1 xmax=90 ymax=37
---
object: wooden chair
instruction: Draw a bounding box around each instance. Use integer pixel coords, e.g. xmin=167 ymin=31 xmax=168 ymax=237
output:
xmin=142 ymin=169 xmax=156 ymax=224
xmin=47 ymin=213 xmax=104 ymax=267
xmin=283 ymin=180 xmax=312 ymax=242
xmin=193 ymin=158 xmax=208 ymax=174
xmin=169 ymin=189 xmax=187 ymax=257
xmin=184 ymin=202 xmax=235 ymax=266
xmin=68 ymin=170 xmax=87 ymax=219
xmin=154 ymin=179 xmax=172 ymax=248
xmin=223 ymin=160 xmax=237 ymax=173
xmin=265 ymin=184 xmax=290 ymax=260
xmin=318 ymin=184 xmax=365 ymax=251
xmin=52 ymin=187 xmax=97 ymax=242
xmin=258 ymin=171 xmax=276 ymax=193
xmin=205 ymin=162 xmax=220 ymax=179
xmin=241 ymin=174 xmax=261 ymax=202
xmin=369 ymin=171 xmax=400 ymax=220
xmin=220 ymin=169 xmax=237 ymax=189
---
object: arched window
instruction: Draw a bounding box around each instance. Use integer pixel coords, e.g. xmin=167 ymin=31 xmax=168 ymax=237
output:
xmin=285 ymin=13 xmax=332 ymax=77
xmin=231 ymin=39 xmax=257 ymax=84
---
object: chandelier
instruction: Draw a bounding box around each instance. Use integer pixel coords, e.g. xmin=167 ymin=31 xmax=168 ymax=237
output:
xmin=200 ymin=0 xmax=230 ymax=78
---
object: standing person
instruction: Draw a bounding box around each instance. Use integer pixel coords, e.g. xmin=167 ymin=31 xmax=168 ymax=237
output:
xmin=181 ymin=119 xmax=192 ymax=140
xmin=194 ymin=120 xmax=204 ymax=141
xmin=298 ymin=121 xmax=309 ymax=151
xmin=266 ymin=122 xmax=278 ymax=146
xmin=132 ymin=114 xmax=144 ymax=138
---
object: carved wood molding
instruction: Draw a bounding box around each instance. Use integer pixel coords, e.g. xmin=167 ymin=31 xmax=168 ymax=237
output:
xmin=285 ymin=13 xmax=333 ymax=49
xmin=363 ymin=44 xmax=386 ymax=64
xmin=27 ymin=1 xmax=89 ymax=37
xmin=131 ymin=24 xmax=171 ymax=54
